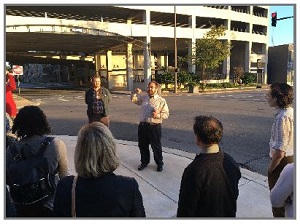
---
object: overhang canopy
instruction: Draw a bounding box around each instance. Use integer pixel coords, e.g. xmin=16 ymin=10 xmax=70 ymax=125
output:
xmin=6 ymin=5 xmax=190 ymax=65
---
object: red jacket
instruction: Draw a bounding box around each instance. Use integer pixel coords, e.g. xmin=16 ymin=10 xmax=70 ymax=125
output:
xmin=6 ymin=74 xmax=17 ymax=118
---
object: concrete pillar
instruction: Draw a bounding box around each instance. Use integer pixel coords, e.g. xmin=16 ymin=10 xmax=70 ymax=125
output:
xmin=245 ymin=41 xmax=252 ymax=73
xmin=188 ymin=40 xmax=196 ymax=74
xmin=127 ymin=43 xmax=134 ymax=91
xmin=188 ymin=15 xmax=196 ymax=74
xmin=223 ymin=56 xmax=231 ymax=82
xmin=164 ymin=52 xmax=168 ymax=71
xmin=107 ymin=50 xmax=113 ymax=90
xmin=224 ymin=19 xmax=231 ymax=81
xmin=222 ymin=40 xmax=231 ymax=82
xmin=95 ymin=54 xmax=108 ymax=88
xmin=143 ymin=9 xmax=151 ymax=90
xmin=94 ymin=54 xmax=101 ymax=76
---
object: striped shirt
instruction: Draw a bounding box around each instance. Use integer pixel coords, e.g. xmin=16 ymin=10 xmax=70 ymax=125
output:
xmin=130 ymin=92 xmax=169 ymax=124
xmin=269 ymin=107 xmax=294 ymax=157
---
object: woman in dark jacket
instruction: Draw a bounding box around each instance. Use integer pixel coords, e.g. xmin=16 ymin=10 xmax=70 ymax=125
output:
xmin=53 ymin=122 xmax=146 ymax=217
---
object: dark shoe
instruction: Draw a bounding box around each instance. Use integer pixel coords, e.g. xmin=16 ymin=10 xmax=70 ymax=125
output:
xmin=138 ymin=164 xmax=148 ymax=171
xmin=157 ymin=165 xmax=163 ymax=172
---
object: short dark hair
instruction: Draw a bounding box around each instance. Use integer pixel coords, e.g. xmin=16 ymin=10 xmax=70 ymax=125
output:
xmin=12 ymin=106 xmax=51 ymax=138
xmin=193 ymin=115 xmax=223 ymax=145
xmin=91 ymin=75 xmax=101 ymax=82
xmin=270 ymin=83 xmax=293 ymax=109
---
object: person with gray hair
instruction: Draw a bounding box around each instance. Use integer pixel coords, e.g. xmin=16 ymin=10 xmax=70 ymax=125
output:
xmin=53 ymin=122 xmax=146 ymax=217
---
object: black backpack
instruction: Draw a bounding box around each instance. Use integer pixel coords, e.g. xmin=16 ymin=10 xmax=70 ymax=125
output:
xmin=7 ymin=137 xmax=57 ymax=206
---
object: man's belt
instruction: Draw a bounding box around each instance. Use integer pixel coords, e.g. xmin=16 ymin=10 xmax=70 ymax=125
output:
xmin=140 ymin=122 xmax=160 ymax=126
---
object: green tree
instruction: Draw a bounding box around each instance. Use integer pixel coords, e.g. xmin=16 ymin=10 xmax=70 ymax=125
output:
xmin=191 ymin=25 xmax=231 ymax=91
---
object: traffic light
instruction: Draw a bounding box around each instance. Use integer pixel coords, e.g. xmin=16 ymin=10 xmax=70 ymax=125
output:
xmin=271 ymin=12 xmax=277 ymax=27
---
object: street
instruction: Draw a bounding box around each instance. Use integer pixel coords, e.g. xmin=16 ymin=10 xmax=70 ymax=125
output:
xmin=19 ymin=88 xmax=273 ymax=175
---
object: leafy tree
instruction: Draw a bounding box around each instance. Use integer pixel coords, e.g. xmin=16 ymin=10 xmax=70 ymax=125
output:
xmin=191 ymin=25 xmax=231 ymax=91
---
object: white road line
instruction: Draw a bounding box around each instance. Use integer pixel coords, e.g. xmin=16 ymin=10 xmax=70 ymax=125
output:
xmin=58 ymin=97 xmax=69 ymax=102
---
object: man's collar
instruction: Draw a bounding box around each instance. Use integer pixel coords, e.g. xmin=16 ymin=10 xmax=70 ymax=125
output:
xmin=149 ymin=93 xmax=158 ymax=99
xmin=199 ymin=144 xmax=220 ymax=154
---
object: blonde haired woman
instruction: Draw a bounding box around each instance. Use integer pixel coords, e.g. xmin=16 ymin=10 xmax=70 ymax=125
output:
xmin=53 ymin=122 xmax=145 ymax=217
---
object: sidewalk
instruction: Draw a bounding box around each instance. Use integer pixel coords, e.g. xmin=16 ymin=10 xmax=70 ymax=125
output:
xmin=12 ymin=93 xmax=273 ymax=218
xmin=56 ymin=135 xmax=273 ymax=218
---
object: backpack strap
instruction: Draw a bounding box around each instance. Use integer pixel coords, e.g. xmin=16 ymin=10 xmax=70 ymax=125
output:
xmin=9 ymin=143 xmax=23 ymax=161
xmin=40 ymin=137 xmax=58 ymax=175
xmin=37 ymin=137 xmax=54 ymax=157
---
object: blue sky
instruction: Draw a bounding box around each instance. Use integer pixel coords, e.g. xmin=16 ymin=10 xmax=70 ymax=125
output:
xmin=269 ymin=5 xmax=294 ymax=46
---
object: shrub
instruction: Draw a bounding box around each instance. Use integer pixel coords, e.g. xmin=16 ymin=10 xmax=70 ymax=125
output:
xmin=178 ymin=71 xmax=190 ymax=86
xmin=222 ymin=82 xmax=235 ymax=88
xmin=156 ymin=72 xmax=174 ymax=85
xmin=242 ymin=72 xmax=256 ymax=85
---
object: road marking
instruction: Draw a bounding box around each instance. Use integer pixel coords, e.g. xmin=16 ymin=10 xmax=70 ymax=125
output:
xmin=58 ymin=97 xmax=69 ymax=102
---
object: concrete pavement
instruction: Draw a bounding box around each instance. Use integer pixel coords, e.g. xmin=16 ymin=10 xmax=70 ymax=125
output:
xmin=12 ymin=93 xmax=273 ymax=218
xmin=56 ymin=135 xmax=273 ymax=218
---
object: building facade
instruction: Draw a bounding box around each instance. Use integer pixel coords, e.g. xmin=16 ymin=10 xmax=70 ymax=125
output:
xmin=267 ymin=44 xmax=294 ymax=86
xmin=6 ymin=5 xmax=270 ymax=90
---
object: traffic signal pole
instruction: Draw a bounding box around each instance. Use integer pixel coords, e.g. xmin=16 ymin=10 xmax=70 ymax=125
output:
xmin=276 ymin=16 xmax=294 ymax=21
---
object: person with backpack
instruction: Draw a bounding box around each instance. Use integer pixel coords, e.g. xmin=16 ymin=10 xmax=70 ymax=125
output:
xmin=6 ymin=106 xmax=69 ymax=217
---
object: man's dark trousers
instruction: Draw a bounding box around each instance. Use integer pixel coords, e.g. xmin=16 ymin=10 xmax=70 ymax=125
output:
xmin=138 ymin=123 xmax=163 ymax=166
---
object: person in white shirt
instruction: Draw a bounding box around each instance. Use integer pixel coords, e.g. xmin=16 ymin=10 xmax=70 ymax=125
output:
xmin=130 ymin=81 xmax=169 ymax=172
xmin=265 ymin=83 xmax=294 ymax=217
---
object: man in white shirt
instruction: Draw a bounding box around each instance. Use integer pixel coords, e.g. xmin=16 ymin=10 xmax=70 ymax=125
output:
xmin=130 ymin=81 xmax=169 ymax=172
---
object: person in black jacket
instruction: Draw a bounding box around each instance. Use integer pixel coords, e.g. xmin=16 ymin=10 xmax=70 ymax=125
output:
xmin=177 ymin=115 xmax=241 ymax=217
xmin=53 ymin=122 xmax=146 ymax=217
xmin=85 ymin=75 xmax=112 ymax=127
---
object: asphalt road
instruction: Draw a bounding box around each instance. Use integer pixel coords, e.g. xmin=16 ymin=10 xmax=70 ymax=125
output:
xmin=19 ymin=87 xmax=273 ymax=175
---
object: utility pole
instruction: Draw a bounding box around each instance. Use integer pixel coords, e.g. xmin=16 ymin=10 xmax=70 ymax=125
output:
xmin=174 ymin=6 xmax=178 ymax=93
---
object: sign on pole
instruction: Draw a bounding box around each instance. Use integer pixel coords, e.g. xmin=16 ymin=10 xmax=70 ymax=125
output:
xmin=12 ymin=65 xmax=23 ymax=76
xmin=12 ymin=65 xmax=23 ymax=95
